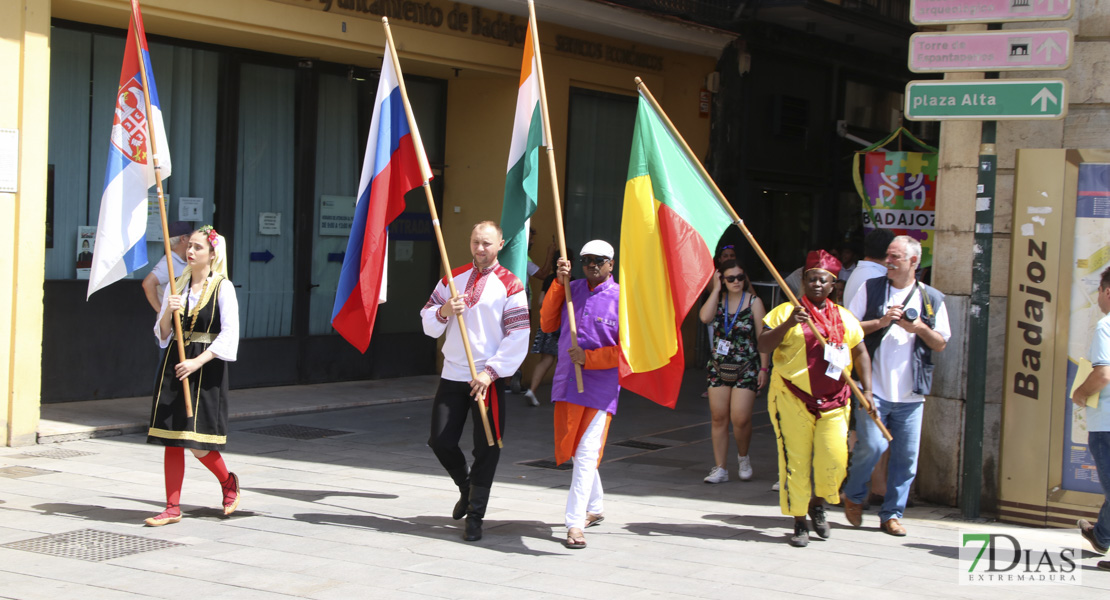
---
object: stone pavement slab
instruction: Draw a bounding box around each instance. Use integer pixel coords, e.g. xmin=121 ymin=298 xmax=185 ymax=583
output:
xmin=1 ymin=371 xmax=1102 ymax=598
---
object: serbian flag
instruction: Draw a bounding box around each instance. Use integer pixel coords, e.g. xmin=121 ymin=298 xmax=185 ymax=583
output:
xmin=618 ymin=93 xmax=731 ymax=407
xmin=331 ymin=44 xmax=425 ymax=352
xmin=499 ymin=22 xmax=545 ymax=284
xmin=87 ymin=0 xmax=172 ymax=298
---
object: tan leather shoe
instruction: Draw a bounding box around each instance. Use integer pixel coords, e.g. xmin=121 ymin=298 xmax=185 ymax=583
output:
xmin=843 ymin=497 xmax=863 ymax=528
xmin=144 ymin=506 xmax=182 ymax=527
xmin=881 ymin=518 xmax=907 ymax=536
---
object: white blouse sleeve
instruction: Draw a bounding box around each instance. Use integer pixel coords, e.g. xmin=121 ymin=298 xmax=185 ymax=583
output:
xmin=154 ymin=284 xmax=175 ymax=348
xmin=208 ymin=281 xmax=240 ymax=362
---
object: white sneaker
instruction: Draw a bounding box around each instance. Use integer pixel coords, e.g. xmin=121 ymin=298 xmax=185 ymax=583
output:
xmin=737 ymin=455 xmax=753 ymax=481
xmin=524 ymin=389 xmax=539 ymax=406
xmin=703 ymin=466 xmax=729 ymax=484
xmin=771 ymin=481 xmax=780 ymax=492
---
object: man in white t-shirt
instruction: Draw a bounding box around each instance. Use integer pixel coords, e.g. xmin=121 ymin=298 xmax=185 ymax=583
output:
xmin=842 ymin=235 xmax=951 ymax=537
xmin=142 ymin=221 xmax=192 ymax=311
xmin=842 ymin=228 xmax=895 ymax=308
xmin=1072 ymin=266 xmax=1110 ymax=564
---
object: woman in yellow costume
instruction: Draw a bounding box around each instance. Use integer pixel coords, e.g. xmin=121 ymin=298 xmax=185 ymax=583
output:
xmin=759 ymin=250 xmax=872 ymax=547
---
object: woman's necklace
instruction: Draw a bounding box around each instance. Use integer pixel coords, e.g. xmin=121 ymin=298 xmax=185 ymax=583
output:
xmin=185 ymin=277 xmax=210 ymax=335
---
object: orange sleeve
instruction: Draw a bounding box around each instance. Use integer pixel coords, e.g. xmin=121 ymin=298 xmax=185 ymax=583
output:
xmin=584 ymin=346 xmax=620 ymax=370
xmin=540 ymin=280 xmax=565 ymax=333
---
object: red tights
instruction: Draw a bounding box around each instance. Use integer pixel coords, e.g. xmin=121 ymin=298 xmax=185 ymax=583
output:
xmin=161 ymin=447 xmax=232 ymax=515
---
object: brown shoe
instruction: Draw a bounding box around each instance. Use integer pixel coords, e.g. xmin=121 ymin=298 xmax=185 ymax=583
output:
xmin=144 ymin=505 xmax=182 ymax=527
xmin=881 ymin=518 xmax=907 ymax=536
xmin=843 ymin=497 xmax=863 ymax=528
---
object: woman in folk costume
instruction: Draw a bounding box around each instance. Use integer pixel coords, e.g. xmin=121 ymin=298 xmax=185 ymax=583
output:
xmin=145 ymin=226 xmax=241 ymax=526
xmin=540 ymin=240 xmax=620 ymax=550
xmin=759 ymin=250 xmax=872 ymax=548
xmin=699 ymin=258 xmax=769 ymax=484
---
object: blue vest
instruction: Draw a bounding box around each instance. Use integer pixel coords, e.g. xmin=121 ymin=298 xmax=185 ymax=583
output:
xmin=861 ymin=277 xmax=944 ymax=396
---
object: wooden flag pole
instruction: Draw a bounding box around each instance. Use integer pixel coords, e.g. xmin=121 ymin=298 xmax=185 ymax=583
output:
xmin=383 ymin=17 xmax=497 ymax=447
xmin=131 ymin=2 xmax=193 ymax=419
xmin=634 ymin=78 xmax=891 ymax=442
xmin=527 ymin=0 xmax=584 ymax=393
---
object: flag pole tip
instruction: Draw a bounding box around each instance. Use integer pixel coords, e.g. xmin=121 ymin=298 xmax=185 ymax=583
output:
xmin=634 ymin=76 xmax=643 ymax=86
xmin=382 ymin=16 xmax=389 ymax=24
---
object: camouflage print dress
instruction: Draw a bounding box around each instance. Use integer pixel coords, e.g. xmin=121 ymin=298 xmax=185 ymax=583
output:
xmin=706 ymin=292 xmax=760 ymax=391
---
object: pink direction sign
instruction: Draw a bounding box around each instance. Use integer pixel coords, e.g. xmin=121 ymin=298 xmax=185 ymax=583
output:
xmin=910 ymin=29 xmax=1072 ymax=73
xmin=910 ymin=0 xmax=1073 ymax=25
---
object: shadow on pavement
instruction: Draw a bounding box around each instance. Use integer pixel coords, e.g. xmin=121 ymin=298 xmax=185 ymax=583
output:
xmin=291 ymin=511 xmax=564 ymax=556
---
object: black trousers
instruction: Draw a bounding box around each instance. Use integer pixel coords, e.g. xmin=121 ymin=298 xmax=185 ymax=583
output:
xmin=428 ymin=378 xmax=506 ymax=488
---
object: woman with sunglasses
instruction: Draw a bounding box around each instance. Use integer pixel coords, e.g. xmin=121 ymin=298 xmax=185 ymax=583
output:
xmin=758 ymin=250 xmax=872 ymax=547
xmin=699 ymin=259 xmax=768 ymax=484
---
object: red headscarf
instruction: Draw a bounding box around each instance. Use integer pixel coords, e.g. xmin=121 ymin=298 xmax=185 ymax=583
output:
xmin=800 ymin=250 xmax=844 ymax=344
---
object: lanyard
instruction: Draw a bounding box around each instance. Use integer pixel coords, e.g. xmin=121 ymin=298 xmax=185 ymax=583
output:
xmin=886 ymin=279 xmax=919 ymax=311
xmin=723 ymin=291 xmax=746 ymax=333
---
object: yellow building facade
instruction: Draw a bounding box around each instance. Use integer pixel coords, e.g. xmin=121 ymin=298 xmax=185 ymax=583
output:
xmin=1 ymin=0 xmax=730 ymax=445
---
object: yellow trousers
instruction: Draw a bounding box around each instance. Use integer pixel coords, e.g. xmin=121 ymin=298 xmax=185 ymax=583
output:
xmin=767 ymin=376 xmax=850 ymax=517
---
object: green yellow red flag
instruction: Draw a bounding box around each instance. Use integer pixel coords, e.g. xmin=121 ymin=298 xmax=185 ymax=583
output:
xmin=618 ymin=92 xmax=732 ymax=407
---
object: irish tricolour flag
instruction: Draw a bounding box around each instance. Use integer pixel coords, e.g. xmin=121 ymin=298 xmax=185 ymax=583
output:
xmin=499 ymin=22 xmax=545 ymax=284
xmin=618 ymin=93 xmax=732 ymax=408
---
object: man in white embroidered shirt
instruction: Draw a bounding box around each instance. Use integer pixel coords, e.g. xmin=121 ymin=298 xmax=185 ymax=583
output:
xmin=420 ymin=221 xmax=530 ymax=542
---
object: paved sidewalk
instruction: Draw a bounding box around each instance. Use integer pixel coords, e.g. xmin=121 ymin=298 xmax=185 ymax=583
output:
xmin=2 ymin=371 xmax=1106 ymax=599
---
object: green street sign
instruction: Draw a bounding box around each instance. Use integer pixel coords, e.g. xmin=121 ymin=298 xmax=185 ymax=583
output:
xmin=905 ymin=79 xmax=1067 ymax=121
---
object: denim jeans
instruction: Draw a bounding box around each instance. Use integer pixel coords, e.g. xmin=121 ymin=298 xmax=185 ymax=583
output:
xmin=844 ymin=396 xmax=924 ymax=522
xmin=1088 ymin=431 xmax=1110 ymax=547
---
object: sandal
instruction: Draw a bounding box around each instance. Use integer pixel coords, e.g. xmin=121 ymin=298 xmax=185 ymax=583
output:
xmin=586 ymin=513 xmax=605 ymax=528
xmin=144 ymin=504 xmax=182 ymax=527
xmin=221 ymin=472 xmax=241 ymax=516
xmin=563 ymin=527 xmax=586 ymax=549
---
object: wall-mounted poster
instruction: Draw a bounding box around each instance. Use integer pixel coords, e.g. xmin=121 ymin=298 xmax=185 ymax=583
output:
xmin=319 ymin=195 xmax=355 ymax=237
xmin=76 ymin=225 xmax=96 ymax=279
xmin=1062 ymin=162 xmax=1110 ymax=494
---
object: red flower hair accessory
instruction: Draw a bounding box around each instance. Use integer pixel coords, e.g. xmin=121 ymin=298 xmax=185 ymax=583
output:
xmin=199 ymin=225 xmax=219 ymax=248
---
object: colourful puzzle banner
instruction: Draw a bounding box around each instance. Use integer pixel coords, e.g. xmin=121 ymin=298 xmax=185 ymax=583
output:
xmin=860 ymin=150 xmax=937 ymax=269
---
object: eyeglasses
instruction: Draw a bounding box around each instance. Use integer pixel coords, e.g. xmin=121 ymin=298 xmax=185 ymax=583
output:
xmin=723 ymin=274 xmax=745 ymax=283
xmin=582 ymin=255 xmax=610 ymax=266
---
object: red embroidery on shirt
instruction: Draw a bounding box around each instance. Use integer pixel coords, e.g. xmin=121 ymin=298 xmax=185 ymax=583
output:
xmin=462 ymin=264 xmax=496 ymax=308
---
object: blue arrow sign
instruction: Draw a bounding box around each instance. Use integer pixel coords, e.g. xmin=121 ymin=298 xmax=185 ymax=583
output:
xmin=327 ymin=252 xmax=345 ymax=263
xmin=250 ymin=250 xmax=274 ymax=263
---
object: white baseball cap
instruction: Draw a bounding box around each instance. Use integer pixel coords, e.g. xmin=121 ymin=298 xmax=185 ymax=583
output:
xmin=580 ymin=240 xmax=614 ymax=260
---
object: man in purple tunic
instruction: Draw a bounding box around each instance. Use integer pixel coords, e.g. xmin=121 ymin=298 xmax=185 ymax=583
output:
xmin=540 ymin=239 xmax=621 ymax=550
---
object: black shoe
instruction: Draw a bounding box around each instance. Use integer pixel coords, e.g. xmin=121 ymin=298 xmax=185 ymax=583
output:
xmin=464 ymin=485 xmax=491 ymax=542
xmin=510 ymin=370 xmax=523 ymax=394
xmin=452 ymin=484 xmax=469 ymax=521
xmin=464 ymin=515 xmax=483 ymax=541
xmin=789 ymin=520 xmax=809 ymax=547
xmin=1079 ymin=519 xmax=1108 ymax=554
xmin=447 ymin=468 xmax=470 ymax=521
xmin=809 ymin=504 xmax=830 ymax=539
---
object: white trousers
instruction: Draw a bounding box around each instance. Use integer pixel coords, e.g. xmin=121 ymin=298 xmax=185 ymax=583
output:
xmin=565 ymin=409 xmax=607 ymax=530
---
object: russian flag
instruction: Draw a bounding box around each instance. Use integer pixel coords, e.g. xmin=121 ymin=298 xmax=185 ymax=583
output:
xmin=331 ymin=44 xmax=425 ymax=352
xmin=88 ymin=0 xmax=171 ymax=298
xmin=86 ymin=0 xmax=169 ymax=297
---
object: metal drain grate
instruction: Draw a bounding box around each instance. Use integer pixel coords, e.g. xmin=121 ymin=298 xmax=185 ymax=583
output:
xmin=242 ymin=424 xmax=354 ymax=439
xmin=0 ymin=466 xmax=57 ymax=479
xmin=613 ymin=440 xmax=670 ymax=451
xmin=1 ymin=529 xmax=183 ymax=562
xmin=18 ymin=449 xmax=96 ymax=459
xmin=520 ymin=459 xmax=572 ymax=471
